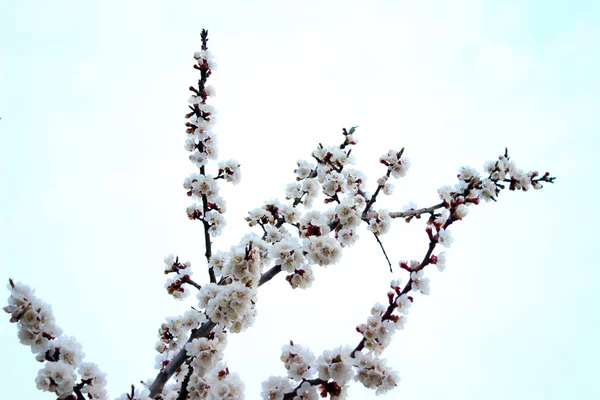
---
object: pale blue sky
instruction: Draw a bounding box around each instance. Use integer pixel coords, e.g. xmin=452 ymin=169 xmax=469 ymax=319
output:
xmin=1 ymin=1 xmax=598 ymax=399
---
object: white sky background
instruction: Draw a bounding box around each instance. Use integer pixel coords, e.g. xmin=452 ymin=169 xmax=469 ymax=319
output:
xmin=1 ymin=1 xmax=598 ymax=399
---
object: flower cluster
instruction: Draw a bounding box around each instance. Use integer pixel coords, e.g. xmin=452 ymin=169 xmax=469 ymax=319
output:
xmin=280 ymin=341 xmax=316 ymax=381
xmin=366 ymin=209 xmax=391 ymax=236
xmin=205 ymin=364 xmax=245 ymax=400
xmin=353 ymin=352 xmax=399 ymax=395
xmin=183 ymin=31 xmax=239 ymax=239
xmin=185 ymin=328 xmax=228 ymax=375
xmin=155 ymin=309 xmax=207 ymax=367
xmin=379 ymin=149 xmax=410 ymax=178
xmin=4 ymin=281 xmax=107 ymax=399
xmin=303 ymin=235 xmax=342 ymax=267
xmin=197 ymin=282 xmax=257 ymax=332
xmin=163 ymin=254 xmax=195 ymax=299
xmin=356 ymin=300 xmax=407 ymax=355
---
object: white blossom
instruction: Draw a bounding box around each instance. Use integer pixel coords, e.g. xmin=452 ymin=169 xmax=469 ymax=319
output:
xmin=437 ymin=228 xmax=454 ymax=248
xmin=218 ymin=159 xmax=242 ymax=184
xmin=303 ymin=236 xmax=341 ymax=266
xmin=410 ymin=270 xmax=430 ymax=295
xmin=35 ymin=361 xmax=77 ymax=399
xmin=261 ymin=376 xmax=294 ymax=400
xmin=353 ymin=352 xmax=400 ymax=395
xmin=435 ymin=251 xmax=447 ymax=272
xmin=270 ymin=238 xmax=304 ymax=272
xmin=396 ymin=294 xmax=412 ymax=314
xmin=316 ymin=346 xmax=354 ymax=385
xmin=286 ymin=266 xmax=315 ymax=289
xmin=280 ymin=341 xmax=316 ymax=381
xmin=455 ymin=204 xmax=469 ymax=219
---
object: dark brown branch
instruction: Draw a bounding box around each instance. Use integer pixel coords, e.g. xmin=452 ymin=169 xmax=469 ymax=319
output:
xmin=259 ymin=265 xmax=282 ymax=286
xmin=176 ymin=363 xmax=194 ymax=400
xmin=149 ymin=321 xmax=217 ymax=398
xmin=149 ymin=263 xmax=284 ymax=398
xmin=182 ymin=276 xmax=202 ymax=291
xmin=73 ymin=386 xmax=85 ymax=400
xmin=283 ymin=378 xmax=328 ymax=399
xmin=199 ymin=169 xmax=216 ymax=284
xmin=362 ymin=169 xmax=392 ymax=218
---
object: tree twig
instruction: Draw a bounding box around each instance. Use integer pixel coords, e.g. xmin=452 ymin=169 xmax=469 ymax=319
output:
xmin=389 ymin=203 xmax=444 ymax=219
xmin=372 ymin=233 xmax=392 ymax=272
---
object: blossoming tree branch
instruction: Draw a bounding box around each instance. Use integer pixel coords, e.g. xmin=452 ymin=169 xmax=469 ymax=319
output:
xmin=4 ymin=30 xmax=555 ymax=400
